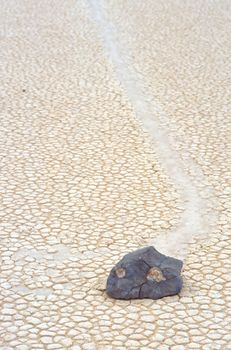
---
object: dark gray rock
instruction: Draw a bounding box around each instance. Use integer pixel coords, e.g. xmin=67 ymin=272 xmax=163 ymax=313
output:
xmin=106 ymin=246 xmax=183 ymax=300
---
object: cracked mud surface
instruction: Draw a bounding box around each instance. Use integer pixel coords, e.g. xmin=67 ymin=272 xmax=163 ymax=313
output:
xmin=0 ymin=0 xmax=231 ymax=349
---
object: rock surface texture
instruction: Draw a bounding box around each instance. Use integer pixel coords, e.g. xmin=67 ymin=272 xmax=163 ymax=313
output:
xmin=107 ymin=247 xmax=183 ymax=299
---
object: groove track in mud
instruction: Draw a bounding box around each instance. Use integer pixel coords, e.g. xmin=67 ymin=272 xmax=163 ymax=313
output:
xmin=88 ymin=0 xmax=217 ymax=259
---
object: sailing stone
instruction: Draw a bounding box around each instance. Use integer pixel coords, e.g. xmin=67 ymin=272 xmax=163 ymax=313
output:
xmin=106 ymin=246 xmax=183 ymax=300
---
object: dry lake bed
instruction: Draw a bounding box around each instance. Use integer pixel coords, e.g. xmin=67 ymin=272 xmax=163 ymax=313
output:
xmin=0 ymin=0 xmax=230 ymax=349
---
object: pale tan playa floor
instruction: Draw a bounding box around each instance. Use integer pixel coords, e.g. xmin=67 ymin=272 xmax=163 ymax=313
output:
xmin=0 ymin=0 xmax=230 ymax=349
